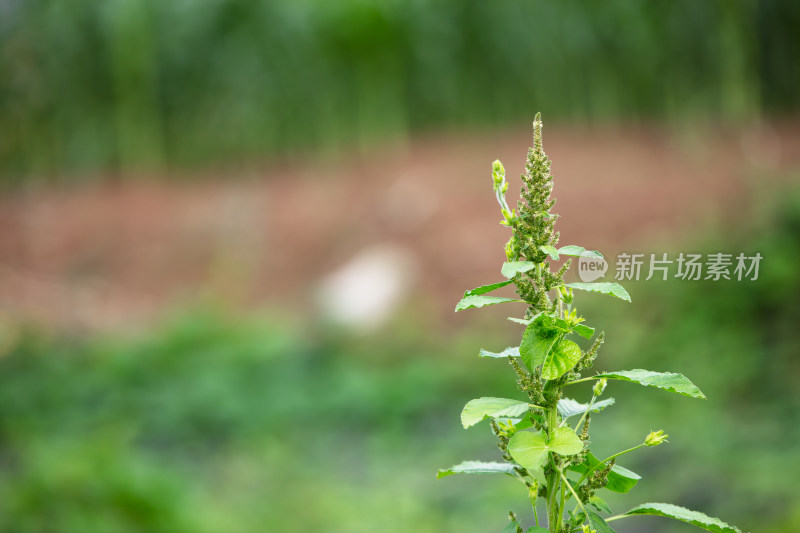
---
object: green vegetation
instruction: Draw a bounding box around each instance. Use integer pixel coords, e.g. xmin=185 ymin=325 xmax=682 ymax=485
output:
xmin=1 ymin=165 xmax=798 ymax=533
xmin=2 ymin=0 xmax=799 ymax=181
xmin=443 ymin=116 xmax=738 ymax=532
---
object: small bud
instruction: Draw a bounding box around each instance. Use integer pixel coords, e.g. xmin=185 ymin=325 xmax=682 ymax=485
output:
xmin=593 ymin=378 xmax=607 ymax=397
xmin=645 ymin=430 xmax=669 ymax=447
xmin=492 ymin=159 xmax=505 ymax=176
xmin=558 ymin=286 xmax=574 ymax=305
xmin=492 ymin=160 xmax=505 ymax=186
xmin=581 ymin=525 xmax=596 ymax=533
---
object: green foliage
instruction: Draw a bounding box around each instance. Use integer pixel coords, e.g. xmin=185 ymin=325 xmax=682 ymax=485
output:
xmin=3 ymin=1 xmax=799 ymax=182
xmin=5 ymin=184 xmax=800 ymax=533
xmin=621 ymin=503 xmax=741 ymax=533
xmin=464 ymin=280 xmax=514 ymax=297
xmin=481 ymin=347 xmax=521 ymax=359
xmin=591 ymin=370 xmax=706 ymax=399
xmin=566 ymin=282 xmax=632 ymax=302
xmin=567 ymin=454 xmax=641 ymax=494
xmin=437 ymin=461 xmax=517 ymax=479
xmin=508 ymin=428 xmax=583 ymax=471
xmin=520 ymin=315 xmax=565 ymax=370
xmin=502 ymin=262 xmax=538 ymax=279
xmin=456 ymin=295 xmax=523 ymax=311
xmin=438 ymin=116 xmax=740 ymax=532
xmin=557 ymin=398 xmax=615 ymax=421
xmin=461 ymin=398 xmax=535 ymax=428
xmin=0 ymin=311 xmax=525 ymax=533
xmin=542 ymin=246 xmax=603 ymax=261
xmin=541 ymin=339 xmax=582 ymax=380
xmin=2 ymin=182 xmax=799 ymax=531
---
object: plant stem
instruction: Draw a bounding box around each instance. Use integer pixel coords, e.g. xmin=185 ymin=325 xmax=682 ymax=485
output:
xmin=573 ymin=393 xmax=597 ymax=431
xmin=558 ymin=469 xmax=589 ymax=524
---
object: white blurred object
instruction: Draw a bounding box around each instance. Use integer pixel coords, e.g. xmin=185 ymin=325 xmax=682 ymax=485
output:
xmin=316 ymin=245 xmax=416 ymax=332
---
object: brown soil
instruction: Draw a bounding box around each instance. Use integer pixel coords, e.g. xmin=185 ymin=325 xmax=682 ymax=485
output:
xmin=1 ymin=121 xmax=799 ymax=332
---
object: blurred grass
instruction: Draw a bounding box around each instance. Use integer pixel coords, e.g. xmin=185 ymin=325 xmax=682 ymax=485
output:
xmin=1 ymin=0 xmax=799 ymax=182
xmin=1 ymin=185 xmax=799 ymax=532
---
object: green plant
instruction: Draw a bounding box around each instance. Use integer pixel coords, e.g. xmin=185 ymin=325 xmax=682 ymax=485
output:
xmin=438 ymin=114 xmax=742 ymax=533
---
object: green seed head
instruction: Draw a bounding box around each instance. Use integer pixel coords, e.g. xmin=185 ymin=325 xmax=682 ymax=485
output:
xmin=593 ymin=378 xmax=607 ymax=397
xmin=645 ymin=429 xmax=669 ymax=447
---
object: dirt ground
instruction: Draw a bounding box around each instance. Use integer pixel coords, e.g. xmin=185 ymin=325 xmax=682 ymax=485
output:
xmin=1 ymin=121 xmax=799 ymax=332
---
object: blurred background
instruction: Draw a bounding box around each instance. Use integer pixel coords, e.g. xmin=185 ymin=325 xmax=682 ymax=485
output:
xmin=1 ymin=1 xmax=799 ymax=532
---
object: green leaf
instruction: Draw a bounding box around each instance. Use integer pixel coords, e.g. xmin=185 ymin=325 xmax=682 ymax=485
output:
xmin=582 ymin=509 xmax=617 ymax=533
xmin=461 ymin=397 xmax=533 ymax=428
xmin=548 ymin=427 xmax=584 ymax=455
xmin=502 ymin=414 xmax=534 ymax=432
xmin=508 ymin=317 xmax=531 ymax=325
xmin=519 ymin=314 xmax=567 ymax=369
xmin=622 ymin=503 xmax=742 ymax=533
xmin=558 ymin=245 xmax=603 ymax=258
xmin=436 ymin=461 xmax=516 ymax=479
xmin=508 ymin=427 xmax=583 ymax=470
xmin=525 ymin=528 xmax=550 ymax=533
xmin=568 ymin=453 xmax=641 ymax=493
xmin=479 ymin=346 xmax=520 ymax=359
xmin=557 ymin=397 xmax=615 ymax=420
xmin=590 ymin=495 xmax=612 ymax=514
xmin=541 ymin=339 xmax=582 ymax=380
xmin=463 ymin=280 xmax=513 ymax=297
xmin=566 ymin=282 xmax=631 ymax=302
xmin=594 ymin=369 xmax=706 ymax=399
xmin=539 ymin=244 xmax=560 ymax=260
xmin=572 ymin=323 xmax=595 ymax=339
xmin=507 ymin=431 xmax=549 ymax=469
xmin=455 ymin=295 xmax=523 ymax=311
xmin=501 ymin=261 xmax=536 ymax=278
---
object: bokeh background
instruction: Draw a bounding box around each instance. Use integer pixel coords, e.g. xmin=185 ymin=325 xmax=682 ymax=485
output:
xmin=1 ymin=1 xmax=799 ymax=532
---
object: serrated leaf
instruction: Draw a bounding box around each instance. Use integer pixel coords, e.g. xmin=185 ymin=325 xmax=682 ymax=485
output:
xmin=508 ymin=427 xmax=582 ymax=471
xmin=572 ymin=323 xmax=595 ymax=339
xmin=568 ymin=452 xmax=641 ymax=493
xmin=501 ymin=261 xmax=536 ymax=278
xmin=557 ymin=397 xmax=615 ymax=420
xmin=558 ymin=245 xmax=603 ymax=258
xmin=436 ymin=461 xmax=516 ymax=479
xmin=541 ymin=339 xmax=582 ymax=380
xmin=479 ymin=346 xmax=520 ymax=359
xmin=566 ymin=282 xmax=631 ymax=302
xmin=622 ymin=503 xmax=741 ymax=533
xmin=455 ymin=295 xmax=523 ymax=311
xmin=461 ymin=397 xmax=533 ymax=428
xmin=540 ymin=244 xmax=560 ymax=260
xmin=594 ymin=369 xmax=706 ymax=399
xmin=463 ymin=280 xmax=513 ymax=297
xmin=519 ymin=314 xmax=567 ymax=369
